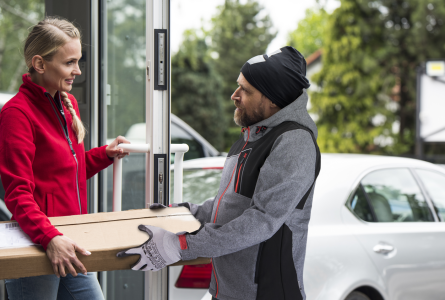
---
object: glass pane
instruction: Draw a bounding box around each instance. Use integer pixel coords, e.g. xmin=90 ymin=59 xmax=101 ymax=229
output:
xmin=361 ymin=169 xmax=434 ymax=222
xmin=171 ymin=123 xmax=204 ymax=161
xmin=102 ymin=0 xmax=146 ymax=298
xmin=415 ymin=169 xmax=445 ymax=221
xmin=0 ymin=1 xmax=45 ymax=93
xmin=171 ymin=169 xmax=222 ymax=205
xmin=347 ymin=187 xmax=375 ymax=222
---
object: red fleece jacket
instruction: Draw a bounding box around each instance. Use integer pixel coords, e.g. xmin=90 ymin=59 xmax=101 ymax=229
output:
xmin=0 ymin=74 xmax=113 ymax=250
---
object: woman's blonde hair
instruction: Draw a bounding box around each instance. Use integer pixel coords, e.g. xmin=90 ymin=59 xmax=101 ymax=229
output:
xmin=24 ymin=17 xmax=85 ymax=143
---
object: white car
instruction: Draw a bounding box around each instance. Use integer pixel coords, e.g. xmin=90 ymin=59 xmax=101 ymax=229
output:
xmin=170 ymin=154 xmax=445 ymax=300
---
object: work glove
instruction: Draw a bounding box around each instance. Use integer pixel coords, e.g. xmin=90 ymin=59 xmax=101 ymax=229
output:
xmin=149 ymin=202 xmax=190 ymax=210
xmin=116 ymin=225 xmax=181 ymax=271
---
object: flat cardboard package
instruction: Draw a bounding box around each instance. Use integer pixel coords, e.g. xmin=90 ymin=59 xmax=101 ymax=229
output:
xmin=0 ymin=207 xmax=210 ymax=280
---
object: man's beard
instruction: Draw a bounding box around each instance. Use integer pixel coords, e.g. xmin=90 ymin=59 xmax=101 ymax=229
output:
xmin=234 ymin=105 xmax=265 ymax=127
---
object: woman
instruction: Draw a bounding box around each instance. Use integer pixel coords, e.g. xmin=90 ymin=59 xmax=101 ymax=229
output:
xmin=0 ymin=17 xmax=129 ymax=299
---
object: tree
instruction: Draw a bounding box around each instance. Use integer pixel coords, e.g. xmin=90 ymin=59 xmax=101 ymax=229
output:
xmin=210 ymin=0 xmax=276 ymax=148
xmin=310 ymin=0 xmax=400 ymax=154
xmin=379 ymin=0 xmax=445 ymax=154
xmin=311 ymin=0 xmax=445 ymax=155
xmin=0 ymin=0 xmax=44 ymax=92
xmin=287 ymin=7 xmax=328 ymax=58
xmin=171 ymin=29 xmax=226 ymax=151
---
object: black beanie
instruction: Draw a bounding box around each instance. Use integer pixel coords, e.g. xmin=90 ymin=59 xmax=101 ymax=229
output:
xmin=240 ymin=46 xmax=310 ymax=108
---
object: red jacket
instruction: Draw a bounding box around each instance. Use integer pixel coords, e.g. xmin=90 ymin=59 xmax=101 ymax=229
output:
xmin=0 ymin=74 xmax=113 ymax=250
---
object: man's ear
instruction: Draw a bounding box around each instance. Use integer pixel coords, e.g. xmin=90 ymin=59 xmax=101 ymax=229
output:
xmin=269 ymin=100 xmax=278 ymax=109
xmin=32 ymin=55 xmax=45 ymax=74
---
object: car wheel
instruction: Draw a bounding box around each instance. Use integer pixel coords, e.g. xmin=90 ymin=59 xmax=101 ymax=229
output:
xmin=344 ymin=291 xmax=371 ymax=300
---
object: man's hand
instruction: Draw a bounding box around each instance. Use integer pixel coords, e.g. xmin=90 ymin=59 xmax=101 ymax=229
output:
xmin=46 ymin=235 xmax=91 ymax=278
xmin=116 ymin=225 xmax=181 ymax=271
xmin=106 ymin=136 xmax=130 ymax=159
xmin=149 ymin=202 xmax=190 ymax=210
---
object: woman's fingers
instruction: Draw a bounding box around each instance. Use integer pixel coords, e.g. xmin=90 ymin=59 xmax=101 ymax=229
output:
xmin=65 ymin=260 xmax=78 ymax=277
xmin=74 ymin=242 xmax=90 ymax=256
xmin=52 ymin=263 xmax=60 ymax=278
xmin=73 ymin=257 xmax=88 ymax=275
xmin=115 ymin=135 xmax=131 ymax=145
xmin=59 ymin=262 xmax=67 ymax=277
xmin=117 ymin=152 xmax=129 ymax=159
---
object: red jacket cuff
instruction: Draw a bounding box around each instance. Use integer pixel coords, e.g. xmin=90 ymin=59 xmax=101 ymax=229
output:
xmin=40 ymin=229 xmax=63 ymax=251
xmin=100 ymin=145 xmax=114 ymax=162
xmin=178 ymin=234 xmax=188 ymax=250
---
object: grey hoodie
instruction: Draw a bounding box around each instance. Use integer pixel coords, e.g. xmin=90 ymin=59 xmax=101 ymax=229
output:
xmin=180 ymin=90 xmax=319 ymax=300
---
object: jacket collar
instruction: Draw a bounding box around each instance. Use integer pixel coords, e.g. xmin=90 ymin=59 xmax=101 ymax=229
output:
xmin=19 ymin=73 xmax=62 ymax=104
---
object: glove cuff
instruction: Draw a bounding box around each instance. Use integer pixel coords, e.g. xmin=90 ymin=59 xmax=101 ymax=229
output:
xmin=163 ymin=231 xmax=182 ymax=262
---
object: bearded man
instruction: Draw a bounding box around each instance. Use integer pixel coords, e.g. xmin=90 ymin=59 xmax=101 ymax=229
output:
xmin=118 ymin=46 xmax=321 ymax=300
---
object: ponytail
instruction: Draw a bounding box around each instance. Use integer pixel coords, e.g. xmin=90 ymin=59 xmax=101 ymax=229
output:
xmin=60 ymin=92 xmax=86 ymax=143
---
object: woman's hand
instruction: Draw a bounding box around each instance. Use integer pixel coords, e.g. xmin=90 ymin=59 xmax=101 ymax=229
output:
xmin=106 ymin=136 xmax=131 ymax=159
xmin=46 ymin=235 xmax=91 ymax=278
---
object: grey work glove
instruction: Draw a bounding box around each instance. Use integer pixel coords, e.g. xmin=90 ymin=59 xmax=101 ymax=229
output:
xmin=116 ymin=225 xmax=181 ymax=271
xmin=149 ymin=202 xmax=190 ymax=210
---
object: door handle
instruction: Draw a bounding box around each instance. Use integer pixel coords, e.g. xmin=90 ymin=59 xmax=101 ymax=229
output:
xmin=373 ymin=243 xmax=395 ymax=255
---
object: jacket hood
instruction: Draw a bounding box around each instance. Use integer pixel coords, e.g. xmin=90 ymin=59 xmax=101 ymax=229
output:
xmin=243 ymin=89 xmax=318 ymax=142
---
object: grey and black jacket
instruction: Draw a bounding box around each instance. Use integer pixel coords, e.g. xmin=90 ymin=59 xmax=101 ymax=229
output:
xmin=180 ymin=90 xmax=320 ymax=300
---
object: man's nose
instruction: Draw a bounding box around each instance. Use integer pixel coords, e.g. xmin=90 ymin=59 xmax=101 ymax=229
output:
xmin=231 ymin=87 xmax=241 ymax=101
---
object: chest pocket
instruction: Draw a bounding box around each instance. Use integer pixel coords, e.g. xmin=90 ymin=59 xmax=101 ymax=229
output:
xmin=234 ymin=149 xmax=252 ymax=195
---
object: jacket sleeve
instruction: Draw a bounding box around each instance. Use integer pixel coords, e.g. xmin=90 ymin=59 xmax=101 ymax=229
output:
xmin=67 ymin=93 xmax=113 ymax=179
xmin=0 ymin=108 xmax=62 ymax=250
xmin=85 ymin=145 xmax=113 ymax=179
xmin=189 ymin=197 xmax=217 ymax=224
xmin=180 ymin=129 xmax=317 ymax=260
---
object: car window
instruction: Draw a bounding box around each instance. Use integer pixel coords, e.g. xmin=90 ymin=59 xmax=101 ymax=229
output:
xmin=415 ymin=169 xmax=445 ymax=222
xmin=171 ymin=123 xmax=204 ymax=161
xmin=361 ymin=168 xmax=434 ymax=222
xmin=348 ymin=186 xmax=375 ymax=222
xmin=0 ymin=200 xmax=11 ymax=221
xmin=171 ymin=169 xmax=222 ymax=205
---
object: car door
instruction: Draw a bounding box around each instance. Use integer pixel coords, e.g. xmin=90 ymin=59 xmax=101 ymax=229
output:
xmin=349 ymin=168 xmax=445 ymax=300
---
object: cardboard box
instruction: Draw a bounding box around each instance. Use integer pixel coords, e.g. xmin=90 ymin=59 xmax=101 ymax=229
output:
xmin=0 ymin=207 xmax=210 ymax=280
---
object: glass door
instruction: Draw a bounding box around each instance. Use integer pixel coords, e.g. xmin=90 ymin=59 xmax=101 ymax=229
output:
xmin=99 ymin=0 xmax=147 ymax=299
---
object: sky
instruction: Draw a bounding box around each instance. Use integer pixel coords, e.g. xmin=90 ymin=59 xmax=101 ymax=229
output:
xmin=170 ymin=0 xmax=340 ymax=54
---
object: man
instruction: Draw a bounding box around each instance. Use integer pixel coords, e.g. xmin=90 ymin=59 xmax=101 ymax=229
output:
xmin=117 ymin=46 xmax=321 ymax=300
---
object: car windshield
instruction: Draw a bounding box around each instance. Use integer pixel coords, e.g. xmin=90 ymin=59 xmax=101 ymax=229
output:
xmin=171 ymin=169 xmax=222 ymax=205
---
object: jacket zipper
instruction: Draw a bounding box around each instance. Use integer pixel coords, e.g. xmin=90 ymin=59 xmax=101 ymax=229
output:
xmin=212 ymin=127 xmax=250 ymax=298
xmin=46 ymin=93 xmax=82 ymax=214
xmin=235 ymin=152 xmax=247 ymax=193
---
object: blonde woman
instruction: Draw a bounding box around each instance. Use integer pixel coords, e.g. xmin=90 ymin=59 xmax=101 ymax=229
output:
xmin=0 ymin=17 xmax=129 ymax=299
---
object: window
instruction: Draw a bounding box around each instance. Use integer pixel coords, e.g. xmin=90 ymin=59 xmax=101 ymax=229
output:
xmin=171 ymin=169 xmax=222 ymax=205
xmin=171 ymin=123 xmax=204 ymax=161
xmin=101 ymin=0 xmax=146 ymax=298
xmin=360 ymin=169 xmax=434 ymax=222
xmin=415 ymin=169 xmax=445 ymax=221
xmin=348 ymin=186 xmax=375 ymax=222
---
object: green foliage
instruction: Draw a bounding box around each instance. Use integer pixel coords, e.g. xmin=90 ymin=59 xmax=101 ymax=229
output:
xmin=0 ymin=0 xmax=44 ymax=92
xmin=287 ymin=8 xmax=328 ymax=58
xmin=311 ymin=0 xmax=400 ymax=154
xmin=171 ymin=29 xmax=226 ymax=151
xmin=379 ymin=0 xmax=445 ymax=154
xmin=172 ymin=0 xmax=276 ymax=151
xmin=210 ymin=0 xmax=276 ymax=149
xmin=311 ymin=0 xmax=445 ymax=155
